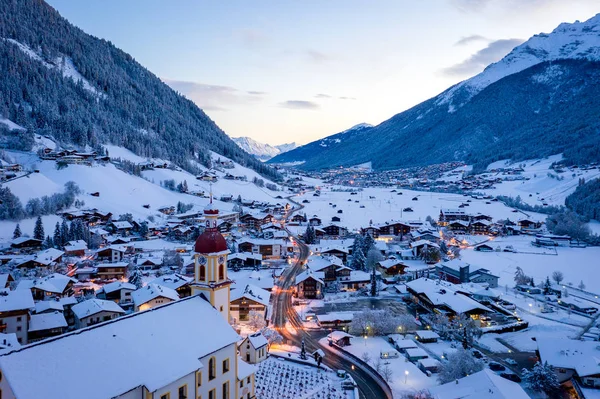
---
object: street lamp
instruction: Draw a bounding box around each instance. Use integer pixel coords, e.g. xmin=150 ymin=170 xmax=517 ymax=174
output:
xmin=405 ymin=370 xmax=409 ymax=384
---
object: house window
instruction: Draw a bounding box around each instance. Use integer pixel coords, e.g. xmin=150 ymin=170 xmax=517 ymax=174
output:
xmin=240 ymin=380 xmax=244 ymax=388
xmin=178 ymin=385 xmax=187 ymax=399
xmin=16 ymin=317 xmax=21 ymax=322
xmin=16 ymin=327 xmax=21 ymax=332
xmin=222 ymin=382 xmax=229 ymax=399
xmin=222 ymin=358 xmax=230 ymax=373
xmin=199 ymin=265 xmax=206 ymax=281
xmin=209 ymin=357 xmax=216 ymax=380
xmin=247 ymin=377 xmax=250 ymax=384
xmin=160 ymin=393 xmax=170 ymax=399
xmin=197 ymin=371 xmax=202 ymax=386
xmin=208 ymin=389 xmax=216 ymax=399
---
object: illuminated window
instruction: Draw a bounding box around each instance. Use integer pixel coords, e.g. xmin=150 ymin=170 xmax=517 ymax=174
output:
xmin=209 ymin=357 xmax=216 ymax=380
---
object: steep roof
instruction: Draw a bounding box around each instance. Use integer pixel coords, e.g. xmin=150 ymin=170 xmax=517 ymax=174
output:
xmin=537 ymin=337 xmax=600 ymax=378
xmin=28 ymin=312 xmax=67 ymax=332
xmin=429 ymin=369 xmax=529 ymax=399
xmin=131 ymin=284 xmax=180 ymax=307
xmin=406 ymin=278 xmax=492 ymax=314
xmin=230 ymin=284 xmax=270 ymax=307
xmin=0 ymin=289 xmax=34 ymax=312
xmin=0 ymin=296 xmax=240 ymax=399
xmin=72 ymin=299 xmax=125 ymax=319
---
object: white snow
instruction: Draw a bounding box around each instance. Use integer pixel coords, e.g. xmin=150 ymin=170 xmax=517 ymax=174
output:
xmin=0 ymin=117 xmax=25 ymax=131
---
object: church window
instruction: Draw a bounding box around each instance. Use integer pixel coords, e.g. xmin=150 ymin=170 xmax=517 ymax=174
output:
xmin=209 ymin=357 xmax=216 ymax=380
xmin=218 ymin=264 xmax=224 ymax=280
xmin=199 ymin=265 xmax=206 ymax=281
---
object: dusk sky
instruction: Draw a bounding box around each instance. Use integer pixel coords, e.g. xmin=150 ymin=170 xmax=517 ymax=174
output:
xmin=47 ymin=0 xmax=599 ymax=145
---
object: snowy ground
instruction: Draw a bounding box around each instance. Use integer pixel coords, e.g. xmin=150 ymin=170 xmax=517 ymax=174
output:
xmin=461 ymin=236 xmax=600 ymax=293
xmin=294 ymin=186 xmax=545 ymax=232
xmin=255 ymin=356 xmax=356 ymax=399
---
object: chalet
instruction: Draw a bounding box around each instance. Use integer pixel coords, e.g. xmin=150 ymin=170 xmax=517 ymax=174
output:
xmin=72 ymin=298 xmax=125 ymax=329
xmin=438 ymin=208 xmax=470 ymax=226
xmin=230 ymin=284 xmax=271 ymax=324
xmin=410 ymin=240 xmax=440 ymax=258
xmin=414 ymin=330 xmax=440 ymax=343
xmin=135 ymin=256 xmax=163 ymax=271
xmin=406 ymin=278 xmax=492 ymax=318
xmin=149 ymin=274 xmax=192 ymax=298
xmin=10 ymin=237 xmax=42 ymax=251
xmin=537 ymin=337 xmax=600 ymax=389
xmin=327 ymin=331 xmax=352 ymax=347
xmin=131 ymin=284 xmax=180 ymax=312
xmin=95 ymin=246 xmax=126 ymax=262
xmin=17 ymin=273 xmax=76 ymax=300
xmin=318 ymin=247 xmax=349 ymax=263
xmin=316 ymin=312 xmax=353 ymax=330
xmin=0 ymin=274 xmax=14 ymax=289
xmin=197 ymin=170 xmax=218 ymax=182
xmin=74 ymin=266 xmax=97 ymax=280
xmin=96 ymin=281 xmax=136 ymax=304
xmin=406 ymin=347 xmax=429 ymax=362
xmin=306 ymin=255 xmax=350 ymax=284
xmin=291 ymin=214 xmax=307 ymax=223
xmin=376 ymin=257 xmax=406 ymax=277
xmin=229 ymin=252 xmax=262 ymax=269
xmin=338 ymin=270 xmax=373 ymax=291
xmin=468 ymin=269 xmax=499 ymax=288
xmin=447 ymin=220 xmax=470 ymax=232
xmin=436 ymin=259 xmax=470 ymax=284
xmin=294 ymin=270 xmax=324 ymax=299
xmin=157 ymin=205 xmax=175 ymax=215
xmin=474 ymin=243 xmax=494 ymax=252
xmin=239 ymin=332 xmax=269 ymax=364
xmin=518 ymin=218 xmax=542 ymax=229
xmin=64 ymin=240 xmax=88 ymax=256
xmin=0 ymin=289 xmax=34 ymax=344
xmin=27 ymin=312 xmax=68 ymax=342
xmin=237 ymin=238 xmax=290 ymax=259
xmin=410 ymin=230 xmax=440 ymax=243
xmin=309 ymin=216 xmax=322 ymax=226
xmin=14 ymin=248 xmax=64 ymax=269
xmin=470 ymin=220 xmax=492 ymax=234
xmin=322 ymin=223 xmax=348 ymax=238
xmin=429 ymin=369 xmax=530 ymax=399
xmin=331 ymin=216 xmax=341 ymax=222
xmin=240 ymin=213 xmax=274 ymax=230
xmin=95 ymin=262 xmax=128 ymax=280
xmin=109 ymin=221 xmax=133 ymax=235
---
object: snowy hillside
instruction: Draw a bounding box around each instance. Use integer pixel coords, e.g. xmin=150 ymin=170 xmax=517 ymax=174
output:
xmin=438 ymin=13 xmax=600 ymax=111
xmin=232 ymin=137 xmax=297 ymax=161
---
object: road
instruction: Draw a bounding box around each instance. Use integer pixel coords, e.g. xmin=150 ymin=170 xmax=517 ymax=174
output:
xmin=270 ymin=196 xmax=392 ymax=399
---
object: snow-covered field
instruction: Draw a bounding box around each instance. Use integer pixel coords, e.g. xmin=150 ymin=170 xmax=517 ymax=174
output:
xmin=294 ymin=186 xmax=545 ymax=232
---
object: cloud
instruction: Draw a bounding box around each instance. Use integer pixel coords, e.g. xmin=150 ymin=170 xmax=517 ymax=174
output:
xmin=338 ymin=96 xmax=356 ymax=100
xmin=163 ymin=78 xmax=265 ymax=111
xmin=279 ymin=100 xmax=320 ymax=110
xmin=315 ymin=93 xmax=332 ymax=99
xmin=454 ymin=34 xmax=489 ymax=46
xmin=441 ymin=38 xmax=524 ymax=76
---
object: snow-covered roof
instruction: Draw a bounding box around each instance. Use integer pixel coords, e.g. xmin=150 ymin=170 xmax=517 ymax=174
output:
xmin=406 ymin=278 xmax=492 ymax=314
xmin=149 ymin=274 xmax=192 ymax=290
xmin=72 ymin=299 xmax=125 ymax=319
xmin=229 ymin=252 xmax=263 ymax=262
xmin=64 ymin=240 xmax=88 ymax=252
xmin=96 ymin=262 xmax=129 ymax=269
xmin=0 ymin=296 xmax=240 ymax=399
xmin=440 ymin=259 xmax=470 ymax=271
xmin=327 ymin=331 xmax=352 ymax=342
xmin=237 ymin=356 xmax=258 ymax=380
xmin=537 ymin=338 xmax=600 ymax=378
xmin=246 ymin=332 xmax=269 ymax=349
xmin=131 ymin=284 xmax=180 ymax=307
xmin=429 ymin=369 xmax=529 ymax=399
xmin=405 ymin=348 xmax=428 ymax=358
xmin=418 ymin=358 xmax=440 ymax=368
xmin=340 ymin=270 xmax=373 ymax=283
xmin=28 ymin=312 xmax=67 ymax=332
xmin=98 ymin=281 xmax=136 ymax=294
xmin=378 ymin=258 xmax=404 ymax=269
xmin=415 ymin=330 xmax=440 ymax=340
xmin=111 ymin=221 xmax=133 ymax=229
xmin=0 ymin=274 xmax=12 ymax=288
xmin=17 ymin=273 xmax=75 ymax=294
xmin=410 ymin=239 xmax=440 ymax=248
xmin=34 ymin=300 xmax=63 ymax=314
xmin=306 ymin=255 xmax=344 ymax=272
xmin=315 ymin=312 xmax=354 ymax=323
xmin=230 ymin=284 xmax=270 ymax=307
xmin=0 ymin=289 xmax=34 ymax=312
xmin=388 ymin=337 xmax=418 ymax=349
xmin=11 ymin=237 xmax=41 ymax=246
xmin=295 ymin=270 xmax=324 ymax=286
xmin=0 ymin=333 xmax=20 ymax=351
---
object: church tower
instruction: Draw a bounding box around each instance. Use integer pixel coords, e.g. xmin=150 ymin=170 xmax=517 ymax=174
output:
xmin=192 ymin=198 xmax=231 ymax=323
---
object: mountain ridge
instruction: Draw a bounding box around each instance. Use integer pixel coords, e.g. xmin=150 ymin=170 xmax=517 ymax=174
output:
xmin=232 ymin=136 xmax=297 ymax=161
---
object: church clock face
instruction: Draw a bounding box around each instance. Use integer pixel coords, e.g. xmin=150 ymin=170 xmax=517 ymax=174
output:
xmin=218 ymin=255 xmax=225 ymax=264
xmin=198 ymin=256 xmax=207 ymax=265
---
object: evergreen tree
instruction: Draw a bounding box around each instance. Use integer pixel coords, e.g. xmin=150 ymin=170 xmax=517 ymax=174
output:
xmin=33 ymin=216 xmax=44 ymax=240
xmin=128 ymin=268 xmax=143 ymax=289
xmin=61 ymin=219 xmax=70 ymax=246
xmin=351 ymin=247 xmax=366 ymax=271
xmin=543 ymin=276 xmax=552 ymax=295
xmin=12 ymin=224 xmax=21 ymax=239
xmin=362 ymin=233 xmax=375 ymax=254
xmin=44 ymin=235 xmax=53 ymax=249
xmin=139 ymin=221 xmax=149 ymax=238
xmin=522 ymin=361 xmax=561 ymax=396
xmin=69 ymin=221 xmax=77 ymax=242
xmin=370 ymin=265 xmax=378 ymax=297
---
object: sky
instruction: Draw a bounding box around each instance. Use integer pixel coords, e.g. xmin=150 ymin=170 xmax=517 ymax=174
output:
xmin=47 ymin=0 xmax=599 ymax=145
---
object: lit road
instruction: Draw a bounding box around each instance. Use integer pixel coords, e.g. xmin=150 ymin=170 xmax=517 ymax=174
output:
xmin=271 ymin=195 xmax=393 ymax=399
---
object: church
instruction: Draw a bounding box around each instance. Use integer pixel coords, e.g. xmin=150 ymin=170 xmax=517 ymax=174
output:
xmin=0 ymin=203 xmax=257 ymax=399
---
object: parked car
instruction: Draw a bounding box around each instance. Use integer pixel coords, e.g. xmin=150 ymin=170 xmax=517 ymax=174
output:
xmin=504 ymin=358 xmax=518 ymax=366
xmin=489 ymin=362 xmax=505 ymax=371
xmin=501 ymin=302 xmax=516 ymax=310
xmin=500 ymin=373 xmax=522 ymax=383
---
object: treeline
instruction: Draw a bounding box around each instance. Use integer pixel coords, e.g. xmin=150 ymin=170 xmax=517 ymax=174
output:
xmin=565 ymin=178 xmax=600 ymax=221
xmin=0 ymin=182 xmax=81 ymax=220
xmin=0 ymin=0 xmax=280 ymax=182
xmin=497 ymin=195 xmax=563 ymax=215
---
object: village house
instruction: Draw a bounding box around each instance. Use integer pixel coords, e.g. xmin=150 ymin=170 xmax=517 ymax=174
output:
xmin=72 ymin=298 xmax=125 ymax=329
xmin=150 ymin=274 xmax=192 ymax=298
xmin=294 ymin=270 xmax=324 ymax=299
xmin=17 ymin=273 xmax=76 ymax=300
xmin=0 ymin=274 xmax=14 ymax=289
xmin=13 ymin=248 xmax=64 ymax=269
xmin=338 ymin=270 xmax=373 ymax=292
xmin=64 ymin=240 xmax=88 ymax=256
xmin=228 ymin=253 xmax=263 ymax=269
xmin=376 ymin=257 xmax=406 ymax=277
xmin=95 ymin=245 xmax=126 ymax=262
xmin=0 ymin=289 xmax=34 ymax=344
xmin=96 ymin=281 xmax=136 ymax=304
xmin=230 ymin=284 xmax=271 ymax=324
xmin=321 ymin=223 xmax=348 ymax=238
xmin=306 ymin=255 xmax=351 ymax=285
xmin=239 ymin=332 xmax=269 ymax=364
xmin=95 ymin=262 xmax=129 ymax=280
xmin=436 ymin=259 xmax=499 ymax=288
xmin=131 ymin=284 xmax=180 ymax=312
xmin=10 ymin=237 xmax=43 ymax=252
xmin=428 ymin=369 xmax=530 ymax=399
xmin=27 ymin=311 xmax=68 ymax=342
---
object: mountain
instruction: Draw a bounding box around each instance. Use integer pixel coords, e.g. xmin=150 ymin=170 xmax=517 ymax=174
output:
xmin=232 ymin=137 xmax=297 ymax=161
xmin=270 ymin=14 xmax=600 ymax=171
xmin=269 ymin=123 xmax=373 ymax=166
xmin=0 ymin=0 xmax=279 ymax=181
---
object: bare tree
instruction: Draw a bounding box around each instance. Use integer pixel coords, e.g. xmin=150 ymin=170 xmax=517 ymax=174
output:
xmin=382 ymin=364 xmax=393 ymax=383
xmin=552 ymin=271 xmax=564 ymax=285
xmin=361 ymin=351 xmax=372 ymax=364
xmin=248 ymin=310 xmax=266 ymax=330
xmin=373 ymin=357 xmax=383 ymax=373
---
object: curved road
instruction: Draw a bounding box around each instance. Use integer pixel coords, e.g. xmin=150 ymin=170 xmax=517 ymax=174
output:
xmin=271 ymin=195 xmax=392 ymax=399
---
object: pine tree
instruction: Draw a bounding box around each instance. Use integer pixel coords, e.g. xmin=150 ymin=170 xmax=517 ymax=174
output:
xmin=351 ymin=247 xmax=366 ymax=271
xmin=139 ymin=221 xmax=149 ymax=238
xmin=61 ymin=220 xmax=70 ymax=246
xmin=363 ymin=233 xmax=375 ymax=254
xmin=370 ymin=265 xmax=378 ymax=297
xmin=128 ymin=268 xmax=143 ymax=289
xmin=182 ymin=180 xmax=188 ymax=193
xmin=12 ymin=224 xmax=21 ymax=239
xmin=33 ymin=216 xmax=44 ymax=240
xmin=522 ymin=361 xmax=561 ymax=396
xmin=543 ymin=276 xmax=552 ymax=295
xmin=44 ymin=235 xmax=53 ymax=249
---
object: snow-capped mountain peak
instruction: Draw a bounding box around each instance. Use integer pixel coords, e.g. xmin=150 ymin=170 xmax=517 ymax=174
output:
xmin=232 ymin=136 xmax=297 ymax=161
xmin=438 ymin=13 xmax=600 ymax=111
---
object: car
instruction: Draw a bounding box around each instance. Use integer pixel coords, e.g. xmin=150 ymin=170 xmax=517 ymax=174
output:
xmin=489 ymin=362 xmax=506 ymax=371
xmin=302 ymin=199 xmax=310 ymax=203
xmin=501 ymin=302 xmax=516 ymax=310
xmin=500 ymin=373 xmax=522 ymax=383
xmin=505 ymin=358 xmax=518 ymax=365
xmin=472 ymin=350 xmax=483 ymax=359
